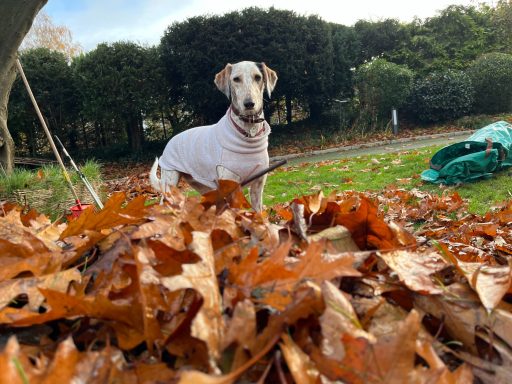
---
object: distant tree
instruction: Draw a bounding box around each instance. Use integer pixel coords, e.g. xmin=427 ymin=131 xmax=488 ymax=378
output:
xmin=20 ymin=11 xmax=83 ymax=61
xmin=422 ymin=5 xmax=492 ymax=68
xmin=160 ymin=7 xmax=344 ymax=125
xmin=330 ymin=24 xmax=359 ymax=99
xmin=73 ymin=42 xmax=156 ymax=152
xmin=0 ymin=0 xmax=47 ymax=173
xmin=383 ymin=5 xmax=497 ymax=74
xmin=467 ymin=52 xmax=512 ymax=114
xmin=355 ymin=58 xmax=414 ymax=130
xmin=492 ymin=0 xmax=512 ymax=53
xmin=354 ymin=19 xmax=407 ymax=64
xmin=301 ymin=15 xmax=335 ymax=119
xmin=387 ymin=19 xmax=448 ymax=75
xmin=8 ymin=48 xmax=78 ymax=156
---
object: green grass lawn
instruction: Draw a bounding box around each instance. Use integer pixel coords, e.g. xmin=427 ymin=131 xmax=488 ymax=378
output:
xmin=264 ymin=145 xmax=512 ymax=215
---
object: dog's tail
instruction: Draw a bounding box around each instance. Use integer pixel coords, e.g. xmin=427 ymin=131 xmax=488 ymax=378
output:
xmin=149 ymin=157 xmax=162 ymax=192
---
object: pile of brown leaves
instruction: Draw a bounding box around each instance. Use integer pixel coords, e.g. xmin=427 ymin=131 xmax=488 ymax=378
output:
xmin=0 ymin=181 xmax=510 ymax=383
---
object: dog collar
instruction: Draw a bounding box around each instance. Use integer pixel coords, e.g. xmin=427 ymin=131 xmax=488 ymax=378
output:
xmin=228 ymin=107 xmax=266 ymax=138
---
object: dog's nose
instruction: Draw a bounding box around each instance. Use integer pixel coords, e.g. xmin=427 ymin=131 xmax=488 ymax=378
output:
xmin=244 ymin=100 xmax=255 ymax=110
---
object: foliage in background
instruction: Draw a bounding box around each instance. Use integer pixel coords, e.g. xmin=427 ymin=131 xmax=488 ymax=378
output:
xmin=9 ymin=48 xmax=78 ymax=156
xmin=355 ymin=59 xmax=414 ymax=130
xmin=20 ymin=10 xmax=83 ymax=61
xmin=160 ymin=8 xmax=341 ymax=124
xmin=73 ymin=42 xmax=164 ymax=152
xmin=491 ymin=0 xmax=512 ymax=54
xmin=6 ymin=2 xmax=512 ymax=159
xmin=467 ymin=52 xmax=512 ymax=114
xmin=406 ymin=70 xmax=474 ymax=123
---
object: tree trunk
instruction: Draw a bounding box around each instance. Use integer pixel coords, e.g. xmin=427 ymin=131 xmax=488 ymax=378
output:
xmin=160 ymin=108 xmax=167 ymax=139
xmin=309 ymin=102 xmax=322 ymax=120
xmin=81 ymin=119 xmax=89 ymax=150
xmin=0 ymin=0 xmax=47 ymax=173
xmin=125 ymin=114 xmax=143 ymax=152
xmin=286 ymin=95 xmax=293 ymax=124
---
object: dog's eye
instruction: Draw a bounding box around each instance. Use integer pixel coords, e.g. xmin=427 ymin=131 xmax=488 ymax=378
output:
xmin=255 ymin=74 xmax=262 ymax=81
xmin=233 ymin=76 xmax=241 ymax=83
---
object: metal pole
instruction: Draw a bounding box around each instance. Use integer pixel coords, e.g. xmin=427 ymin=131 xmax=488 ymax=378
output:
xmin=392 ymin=108 xmax=399 ymax=135
xmin=55 ymin=135 xmax=104 ymax=209
xmin=241 ymin=160 xmax=287 ymax=187
xmin=15 ymin=58 xmax=82 ymax=207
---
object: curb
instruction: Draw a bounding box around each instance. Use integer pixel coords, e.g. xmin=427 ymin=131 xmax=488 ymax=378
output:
xmin=270 ymin=129 xmax=475 ymax=163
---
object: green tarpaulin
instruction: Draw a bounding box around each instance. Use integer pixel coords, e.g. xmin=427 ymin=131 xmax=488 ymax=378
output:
xmin=421 ymin=121 xmax=512 ymax=185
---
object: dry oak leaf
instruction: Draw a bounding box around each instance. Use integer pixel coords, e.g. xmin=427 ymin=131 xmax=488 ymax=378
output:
xmin=377 ymin=250 xmax=448 ymax=294
xmin=133 ymin=244 xmax=168 ymax=352
xmin=161 ymin=231 xmax=225 ymax=366
xmin=0 ymin=268 xmax=81 ymax=312
xmin=0 ymin=289 xmax=144 ymax=349
xmin=178 ymin=285 xmax=325 ymax=384
xmin=60 ymin=192 xmax=149 ymax=239
xmin=464 ymin=261 xmax=512 ymax=312
xmin=221 ymin=299 xmax=256 ymax=352
xmin=438 ymin=242 xmax=512 ymax=311
xmin=414 ymin=282 xmax=512 ymax=359
xmin=201 ymin=179 xmax=251 ymax=212
xmin=307 ymin=193 xmax=410 ymax=251
xmin=319 ymin=280 xmax=375 ymax=361
xmin=228 ymin=241 xmax=360 ymax=309
xmin=130 ymin=214 xmax=187 ymax=251
xmin=279 ymin=332 xmax=319 ymax=384
xmin=415 ymin=338 xmax=474 ymax=384
xmin=0 ymin=210 xmax=65 ymax=280
xmin=311 ymin=310 xmax=450 ymax=384
xmin=0 ymin=336 xmax=127 ymax=384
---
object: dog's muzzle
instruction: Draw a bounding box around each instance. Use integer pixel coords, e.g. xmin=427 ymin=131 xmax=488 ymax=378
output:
xmin=231 ymin=105 xmax=264 ymax=123
xmin=238 ymin=114 xmax=265 ymax=123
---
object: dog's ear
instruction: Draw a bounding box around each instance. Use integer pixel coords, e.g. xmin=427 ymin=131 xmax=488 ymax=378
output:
xmin=260 ymin=62 xmax=278 ymax=98
xmin=214 ymin=63 xmax=233 ymax=98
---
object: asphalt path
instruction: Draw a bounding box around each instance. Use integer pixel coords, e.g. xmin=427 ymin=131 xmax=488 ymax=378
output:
xmin=271 ymin=130 xmax=474 ymax=166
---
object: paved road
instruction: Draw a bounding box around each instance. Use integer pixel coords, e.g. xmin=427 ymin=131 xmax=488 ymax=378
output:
xmin=271 ymin=130 xmax=474 ymax=166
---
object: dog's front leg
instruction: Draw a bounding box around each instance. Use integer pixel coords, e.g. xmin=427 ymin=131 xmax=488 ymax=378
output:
xmin=249 ymin=174 xmax=267 ymax=212
xmin=159 ymin=169 xmax=181 ymax=204
xmin=161 ymin=169 xmax=180 ymax=193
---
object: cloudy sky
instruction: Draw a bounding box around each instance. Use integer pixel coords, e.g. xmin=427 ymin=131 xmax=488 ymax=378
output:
xmin=43 ymin=0 xmax=493 ymax=51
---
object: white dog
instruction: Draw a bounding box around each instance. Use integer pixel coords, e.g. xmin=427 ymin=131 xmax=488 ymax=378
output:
xmin=150 ymin=61 xmax=278 ymax=211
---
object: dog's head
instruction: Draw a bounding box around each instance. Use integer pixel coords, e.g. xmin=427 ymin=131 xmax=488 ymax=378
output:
xmin=214 ymin=61 xmax=278 ymax=119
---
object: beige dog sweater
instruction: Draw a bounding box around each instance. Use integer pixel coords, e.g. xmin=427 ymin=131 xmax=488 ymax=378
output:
xmin=158 ymin=109 xmax=270 ymax=189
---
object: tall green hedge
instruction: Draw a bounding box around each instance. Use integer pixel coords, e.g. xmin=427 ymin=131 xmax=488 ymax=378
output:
xmin=406 ymin=70 xmax=474 ymax=123
xmin=467 ymin=52 xmax=512 ymax=114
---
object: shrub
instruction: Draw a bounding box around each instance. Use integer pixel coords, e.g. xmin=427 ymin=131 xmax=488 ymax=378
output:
xmin=355 ymin=59 xmax=414 ymax=130
xmin=406 ymin=70 xmax=474 ymax=123
xmin=467 ymin=52 xmax=512 ymax=114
